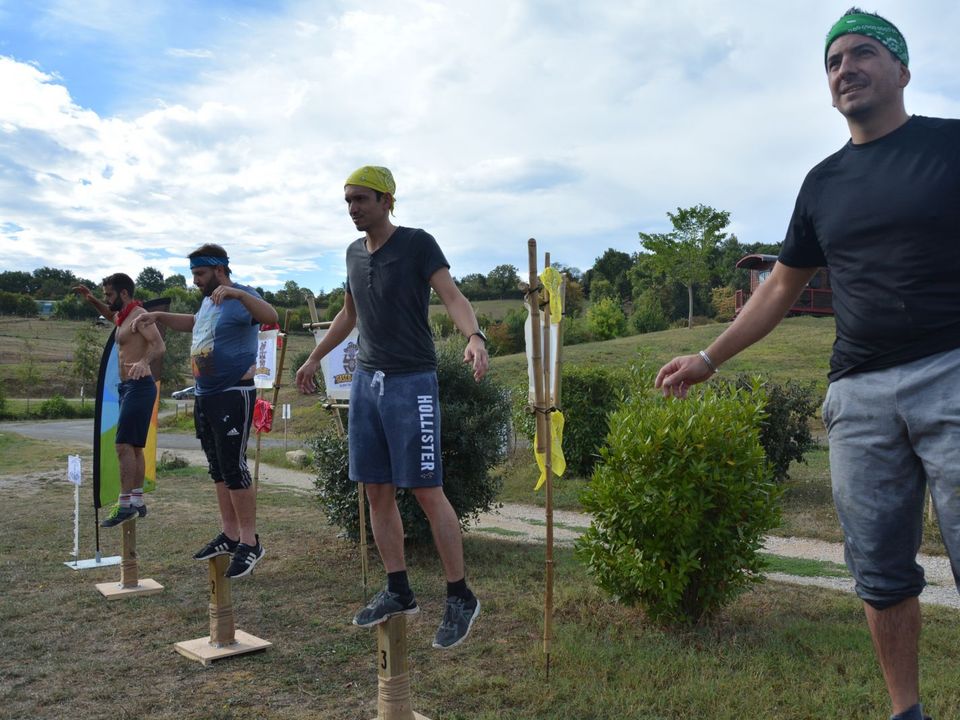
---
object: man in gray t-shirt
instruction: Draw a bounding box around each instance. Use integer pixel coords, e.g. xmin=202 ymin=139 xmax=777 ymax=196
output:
xmin=297 ymin=166 xmax=489 ymax=650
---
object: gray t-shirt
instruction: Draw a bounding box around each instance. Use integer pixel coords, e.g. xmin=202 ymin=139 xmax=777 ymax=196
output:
xmin=345 ymin=227 xmax=449 ymax=373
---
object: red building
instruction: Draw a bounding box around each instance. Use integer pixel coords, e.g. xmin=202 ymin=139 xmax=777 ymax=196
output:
xmin=734 ymin=254 xmax=833 ymax=317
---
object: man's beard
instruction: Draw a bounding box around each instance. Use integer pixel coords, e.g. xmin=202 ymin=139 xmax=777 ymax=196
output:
xmin=109 ymin=297 xmax=124 ymax=312
xmin=199 ymin=279 xmax=220 ymax=297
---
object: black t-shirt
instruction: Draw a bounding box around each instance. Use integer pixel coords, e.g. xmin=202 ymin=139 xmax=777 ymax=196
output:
xmin=345 ymin=227 xmax=449 ymax=373
xmin=780 ymin=116 xmax=960 ymax=381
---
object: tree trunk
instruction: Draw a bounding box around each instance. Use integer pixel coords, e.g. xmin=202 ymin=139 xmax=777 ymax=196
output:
xmin=687 ymin=284 xmax=694 ymax=328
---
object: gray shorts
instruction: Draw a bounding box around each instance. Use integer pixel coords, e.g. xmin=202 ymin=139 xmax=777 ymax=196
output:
xmin=823 ymin=347 xmax=960 ymax=609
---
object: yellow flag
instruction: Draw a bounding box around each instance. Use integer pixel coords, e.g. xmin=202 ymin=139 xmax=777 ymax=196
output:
xmin=539 ymin=266 xmax=563 ymax=321
xmin=534 ymin=410 xmax=566 ymax=490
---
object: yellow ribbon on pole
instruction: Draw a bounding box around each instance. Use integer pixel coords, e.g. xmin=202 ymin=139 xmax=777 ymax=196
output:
xmin=534 ymin=410 xmax=565 ymax=490
xmin=540 ymin=266 xmax=563 ymax=320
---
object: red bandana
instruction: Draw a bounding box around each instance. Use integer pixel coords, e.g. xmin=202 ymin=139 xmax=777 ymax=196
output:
xmin=114 ymin=300 xmax=143 ymax=327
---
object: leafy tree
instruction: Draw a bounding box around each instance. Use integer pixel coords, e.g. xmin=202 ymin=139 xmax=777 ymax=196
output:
xmin=588 ymin=248 xmax=634 ymax=301
xmin=33 ymin=267 xmax=81 ymax=298
xmin=457 ymin=273 xmax=488 ymax=300
xmin=136 ymin=267 xmax=165 ymax=294
xmin=0 ymin=271 xmax=37 ymax=295
xmin=586 ymin=297 xmax=627 ymax=340
xmin=73 ymin=326 xmax=102 ymax=405
xmin=164 ymin=273 xmax=187 ymax=289
xmin=640 ymin=205 xmax=730 ymax=328
xmin=486 ymin=264 xmax=521 ymax=298
xmin=158 ymin=327 xmax=191 ymax=391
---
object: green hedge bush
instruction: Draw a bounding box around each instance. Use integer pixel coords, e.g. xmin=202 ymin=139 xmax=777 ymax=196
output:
xmin=513 ymin=365 xmax=630 ymax=478
xmin=716 ymin=374 xmax=819 ymax=483
xmin=576 ymin=370 xmax=781 ymax=625
xmin=311 ymin=338 xmax=511 ymax=544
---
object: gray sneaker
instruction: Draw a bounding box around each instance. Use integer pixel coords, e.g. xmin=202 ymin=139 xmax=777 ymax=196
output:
xmin=432 ymin=595 xmax=480 ymax=649
xmin=100 ymin=505 xmax=138 ymax=528
xmin=352 ymin=589 xmax=419 ymax=627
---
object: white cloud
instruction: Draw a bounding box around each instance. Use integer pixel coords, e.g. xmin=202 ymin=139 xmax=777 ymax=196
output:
xmin=1 ymin=0 xmax=958 ymax=290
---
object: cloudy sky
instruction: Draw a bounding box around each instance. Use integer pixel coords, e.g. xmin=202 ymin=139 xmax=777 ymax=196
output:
xmin=2 ymin=0 xmax=958 ymax=294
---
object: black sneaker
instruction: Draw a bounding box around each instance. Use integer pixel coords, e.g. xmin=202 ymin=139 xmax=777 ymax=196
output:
xmin=224 ymin=536 xmax=265 ymax=578
xmin=352 ymin=589 xmax=419 ymax=627
xmin=432 ymin=595 xmax=480 ymax=649
xmin=192 ymin=532 xmax=239 ymax=560
xmin=101 ymin=505 xmax=138 ymax=528
xmin=135 ymin=504 xmax=147 ymax=519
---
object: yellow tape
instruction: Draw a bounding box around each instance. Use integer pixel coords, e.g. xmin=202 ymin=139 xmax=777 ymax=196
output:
xmin=534 ymin=410 xmax=566 ymax=490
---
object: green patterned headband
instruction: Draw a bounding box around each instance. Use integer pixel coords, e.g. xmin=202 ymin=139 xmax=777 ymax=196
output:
xmin=825 ymin=13 xmax=908 ymax=67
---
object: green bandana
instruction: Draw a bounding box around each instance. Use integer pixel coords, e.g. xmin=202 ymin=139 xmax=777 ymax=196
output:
xmin=825 ymin=13 xmax=908 ymax=67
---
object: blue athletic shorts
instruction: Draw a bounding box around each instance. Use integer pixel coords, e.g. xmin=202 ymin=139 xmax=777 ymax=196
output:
xmin=194 ymin=381 xmax=256 ymax=490
xmin=348 ymin=367 xmax=442 ymax=488
xmin=115 ymin=377 xmax=157 ymax=448
xmin=823 ymin=347 xmax=960 ymax=609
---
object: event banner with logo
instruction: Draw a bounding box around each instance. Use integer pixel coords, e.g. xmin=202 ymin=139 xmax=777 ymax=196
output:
xmin=254 ymin=328 xmax=279 ymax=390
xmin=311 ymin=327 xmax=360 ymax=401
xmin=93 ymin=297 xmax=170 ymax=509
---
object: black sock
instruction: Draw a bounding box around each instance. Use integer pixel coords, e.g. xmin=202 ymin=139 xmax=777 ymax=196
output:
xmin=446 ymin=577 xmax=472 ymax=600
xmin=387 ymin=570 xmax=411 ymax=597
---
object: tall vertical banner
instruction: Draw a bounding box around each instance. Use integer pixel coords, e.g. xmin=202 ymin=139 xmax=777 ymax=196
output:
xmin=311 ymin=326 xmax=360 ymax=401
xmin=93 ymin=297 xmax=171 ymax=509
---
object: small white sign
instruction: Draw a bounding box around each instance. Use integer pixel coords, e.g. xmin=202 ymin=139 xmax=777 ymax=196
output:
xmin=254 ymin=329 xmax=279 ymax=389
xmin=67 ymin=455 xmax=82 ymax=485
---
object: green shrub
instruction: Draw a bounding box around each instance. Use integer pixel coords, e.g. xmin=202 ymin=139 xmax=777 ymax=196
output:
xmin=311 ymin=338 xmax=511 ymax=543
xmin=631 ymin=290 xmax=670 ymax=334
xmin=717 ymin=374 xmax=819 ymax=483
xmin=586 ymin=297 xmax=627 ymax=340
xmin=36 ymin=395 xmax=76 ymax=419
xmin=513 ymin=365 xmax=630 ymax=479
xmin=577 ymin=370 xmax=781 ymax=625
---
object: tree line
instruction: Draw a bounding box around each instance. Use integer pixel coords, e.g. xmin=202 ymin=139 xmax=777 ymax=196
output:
xmin=3 ymin=203 xmax=782 ymax=350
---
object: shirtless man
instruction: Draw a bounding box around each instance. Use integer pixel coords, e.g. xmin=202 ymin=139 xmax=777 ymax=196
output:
xmin=75 ymin=274 xmax=165 ymax=527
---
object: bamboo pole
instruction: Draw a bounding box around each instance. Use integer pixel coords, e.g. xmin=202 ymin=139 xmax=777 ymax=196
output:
xmin=541 ymin=252 xmax=554 ymax=681
xmin=526 ymin=239 xmax=553 ymax=679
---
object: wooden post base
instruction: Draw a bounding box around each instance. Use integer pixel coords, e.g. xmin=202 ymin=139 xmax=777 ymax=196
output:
xmin=95 ymin=520 xmax=163 ymax=599
xmin=369 ymin=616 xmax=432 ymax=720
xmin=174 ymin=554 xmax=271 ymax=666
xmin=96 ymin=578 xmax=164 ymax=599
xmin=174 ymin=629 xmax=272 ymax=666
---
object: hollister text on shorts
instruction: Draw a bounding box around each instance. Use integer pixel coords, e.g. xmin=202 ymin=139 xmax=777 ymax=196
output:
xmin=418 ymin=395 xmax=436 ymax=477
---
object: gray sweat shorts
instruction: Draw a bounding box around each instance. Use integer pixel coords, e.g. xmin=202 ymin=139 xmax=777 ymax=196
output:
xmin=822 ymin=347 xmax=960 ymax=609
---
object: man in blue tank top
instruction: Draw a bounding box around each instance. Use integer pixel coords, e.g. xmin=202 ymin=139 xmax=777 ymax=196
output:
xmin=655 ymin=10 xmax=958 ymax=720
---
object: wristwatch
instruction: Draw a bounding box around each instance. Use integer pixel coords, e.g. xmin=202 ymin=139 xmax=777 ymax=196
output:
xmin=469 ymin=330 xmax=487 ymax=344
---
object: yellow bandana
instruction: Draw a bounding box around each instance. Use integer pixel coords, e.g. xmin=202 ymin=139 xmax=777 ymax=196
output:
xmin=345 ymin=166 xmax=396 ymax=212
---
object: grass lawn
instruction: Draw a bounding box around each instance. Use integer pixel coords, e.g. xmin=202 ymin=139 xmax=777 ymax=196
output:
xmin=2 ymin=438 xmax=959 ymax=720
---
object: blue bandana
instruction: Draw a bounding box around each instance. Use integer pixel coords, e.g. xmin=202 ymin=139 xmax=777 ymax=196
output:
xmin=189 ymin=256 xmax=229 ymax=269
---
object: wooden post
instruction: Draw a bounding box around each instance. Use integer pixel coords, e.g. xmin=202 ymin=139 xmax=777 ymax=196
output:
xmin=540 ymin=252 xmax=554 ymax=680
xmin=208 ymin=555 xmax=236 ymax=646
xmin=174 ymin=555 xmax=272 ymax=665
xmin=369 ymin=616 xmax=432 ymax=720
xmin=95 ymin=519 xmax=163 ymax=599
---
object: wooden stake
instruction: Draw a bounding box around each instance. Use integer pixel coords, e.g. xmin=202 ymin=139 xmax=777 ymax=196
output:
xmin=527 ymin=240 xmax=547 ymax=453
xmin=174 ymin=555 xmax=271 ymax=665
xmin=541 ymin=252 xmax=555 ymax=680
xmin=369 ymin=616 xmax=432 ymax=720
xmin=95 ymin=519 xmax=164 ymax=599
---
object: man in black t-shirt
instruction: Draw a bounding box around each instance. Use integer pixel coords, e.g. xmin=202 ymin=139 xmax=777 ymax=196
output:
xmin=655 ymin=10 xmax=957 ymax=720
xmin=297 ymin=166 xmax=489 ymax=650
